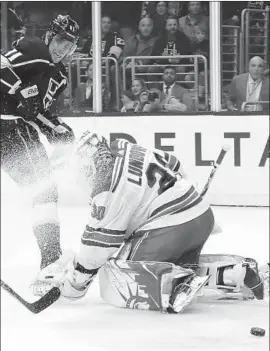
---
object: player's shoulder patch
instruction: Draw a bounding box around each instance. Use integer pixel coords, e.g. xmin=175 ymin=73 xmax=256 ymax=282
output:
xmin=111 ymin=139 xmax=129 ymax=158
xmin=15 ymin=37 xmax=51 ymax=61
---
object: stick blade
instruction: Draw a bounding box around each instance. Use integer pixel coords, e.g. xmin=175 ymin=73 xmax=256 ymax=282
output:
xmin=29 ymin=287 xmax=61 ymax=314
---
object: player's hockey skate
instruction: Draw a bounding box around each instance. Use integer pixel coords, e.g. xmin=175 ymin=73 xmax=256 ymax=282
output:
xmin=168 ymin=274 xmax=210 ymax=313
xmin=31 ymin=250 xmax=75 ymax=297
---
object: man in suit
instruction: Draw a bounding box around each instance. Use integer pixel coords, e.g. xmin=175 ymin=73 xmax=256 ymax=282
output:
xmin=159 ymin=66 xmax=195 ymax=111
xmin=226 ymin=56 xmax=269 ymax=112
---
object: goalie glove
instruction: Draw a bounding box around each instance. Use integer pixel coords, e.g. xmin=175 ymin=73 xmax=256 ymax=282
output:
xmin=61 ymin=261 xmax=98 ymax=300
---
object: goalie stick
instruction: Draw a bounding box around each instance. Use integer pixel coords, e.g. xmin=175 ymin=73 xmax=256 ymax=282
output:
xmin=200 ymin=145 xmax=230 ymax=198
xmin=1 ymin=279 xmax=61 ymax=314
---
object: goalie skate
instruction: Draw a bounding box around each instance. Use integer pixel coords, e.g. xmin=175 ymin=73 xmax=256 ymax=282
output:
xmin=31 ymin=250 xmax=75 ymax=297
xmin=168 ymin=274 xmax=210 ymax=313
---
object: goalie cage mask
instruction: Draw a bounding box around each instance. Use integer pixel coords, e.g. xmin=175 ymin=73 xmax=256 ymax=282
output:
xmin=75 ymin=132 xmax=114 ymax=191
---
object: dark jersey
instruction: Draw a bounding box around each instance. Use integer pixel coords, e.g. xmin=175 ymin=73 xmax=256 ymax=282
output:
xmin=1 ymin=37 xmax=68 ymax=116
xmin=82 ymin=31 xmax=125 ymax=60
xmin=151 ymin=32 xmax=193 ymax=65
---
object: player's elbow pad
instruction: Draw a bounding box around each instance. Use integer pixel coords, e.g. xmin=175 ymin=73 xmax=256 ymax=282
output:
xmin=0 ymin=55 xmax=22 ymax=94
xmin=108 ymin=46 xmax=123 ymax=60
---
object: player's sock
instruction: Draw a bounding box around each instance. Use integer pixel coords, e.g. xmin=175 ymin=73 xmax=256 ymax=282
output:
xmin=34 ymin=223 xmax=62 ymax=269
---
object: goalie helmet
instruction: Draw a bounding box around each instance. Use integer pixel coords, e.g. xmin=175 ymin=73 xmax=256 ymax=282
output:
xmin=75 ymin=131 xmax=114 ymax=185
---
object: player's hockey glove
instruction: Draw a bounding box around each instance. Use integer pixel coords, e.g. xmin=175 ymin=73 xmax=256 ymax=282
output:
xmin=38 ymin=110 xmax=75 ymax=145
xmin=15 ymin=84 xmax=42 ymax=120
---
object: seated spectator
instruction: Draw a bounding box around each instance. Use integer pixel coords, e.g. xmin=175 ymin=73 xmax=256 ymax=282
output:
xmin=178 ymin=1 xmax=209 ymax=43
xmin=190 ymin=25 xmax=209 ymax=65
xmin=121 ymin=78 xmax=148 ymax=112
xmin=184 ymin=25 xmax=209 ymax=103
xmin=152 ymin=66 xmax=194 ymax=111
xmin=73 ymin=63 xmax=111 ymax=112
xmin=142 ymin=88 xmax=187 ymax=112
xmin=121 ymin=90 xmax=136 ymax=112
xmin=82 ymin=14 xmax=125 ymax=62
xmin=131 ymin=78 xmax=147 ymax=100
xmin=122 ymin=17 xmax=158 ymax=89
xmin=149 ymin=16 xmax=193 ymax=86
xmin=226 ymin=56 xmax=270 ymax=112
xmin=152 ymin=16 xmax=192 ymax=64
xmin=152 ymin=2 xmax=169 ymax=36
xmin=82 ymin=14 xmax=125 ymax=112
xmin=123 ymin=17 xmax=157 ymax=64
xmin=168 ymin=2 xmax=183 ymax=18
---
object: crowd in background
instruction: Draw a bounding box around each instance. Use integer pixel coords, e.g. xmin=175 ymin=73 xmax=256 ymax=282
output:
xmin=1 ymin=1 xmax=269 ymax=114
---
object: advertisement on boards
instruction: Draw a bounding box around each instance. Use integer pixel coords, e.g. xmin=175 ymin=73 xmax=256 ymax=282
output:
xmin=61 ymin=114 xmax=269 ymax=207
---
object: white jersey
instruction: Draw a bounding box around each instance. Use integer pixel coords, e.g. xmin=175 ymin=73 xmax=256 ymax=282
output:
xmin=79 ymin=140 xmax=210 ymax=269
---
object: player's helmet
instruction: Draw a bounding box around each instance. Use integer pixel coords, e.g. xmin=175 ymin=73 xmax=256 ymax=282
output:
xmin=45 ymin=14 xmax=79 ymax=63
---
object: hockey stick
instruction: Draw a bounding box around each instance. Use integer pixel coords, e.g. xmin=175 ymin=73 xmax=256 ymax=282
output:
xmin=200 ymin=145 xmax=230 ymax=198
xmin=1 ymin=279 xmax=61 ymax=314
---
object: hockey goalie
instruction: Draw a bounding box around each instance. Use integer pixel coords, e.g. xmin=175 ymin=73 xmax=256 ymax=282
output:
xmin=32 ymin=132 xmax=268 ymax=313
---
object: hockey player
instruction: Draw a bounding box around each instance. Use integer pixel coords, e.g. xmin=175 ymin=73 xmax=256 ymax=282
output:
xmin=33 ymin=132 xmax=215 ymax=313
xmin=34 ymin=132 xmax=267 ymax=312
xmin=1 ymin=15 xmax=79 ymax=273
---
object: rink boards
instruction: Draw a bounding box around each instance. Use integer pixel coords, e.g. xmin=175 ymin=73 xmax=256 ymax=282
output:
xmin=57 ymin=114 xmax=269 ymax=207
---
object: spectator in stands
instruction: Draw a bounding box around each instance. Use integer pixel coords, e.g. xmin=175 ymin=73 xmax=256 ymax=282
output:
xmin=152 ymin=16 xmax=192 ymax=63
xmin=82 ymin=14 xmax=125 ymax=61
xmin=122 ymin=17 xmax=158 ymax=89
xmin=120 ymin=90 xmax=136 ymax=112
xmin=148 ymin=66 xmax=194 ymax=111
xmin=131 ymin=78 xmax=147 ymax=100
xmin=152 ymin=1 xmax=169 ymax=36
xmin=168 ymin=2 xmax=183 ymax=18
xmin=73 ymin=62 xmax=111 ymax=112
xmin=226 ymin=56 xmax=270 ymax=111
xmin=149 ymin=16 xmax=192 ymax=86
xmin=82 ymin=14 xmax=125 ymax=112
xmin=142 ymin=87 xmax=188 ymax=112
xmin=178 ymin=1 xmax=209 ymax=43
xmin=184 ymin=25 xmax=209 ymax=100
xmin=121 ymin=78 xmax=148 ymax=112
xmin=160 ymin=66 xmax=194 ymax=110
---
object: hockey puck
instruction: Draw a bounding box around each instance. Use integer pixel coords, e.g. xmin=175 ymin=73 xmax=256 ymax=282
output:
xmin=250 ymin=327 xmax=265 ymax=337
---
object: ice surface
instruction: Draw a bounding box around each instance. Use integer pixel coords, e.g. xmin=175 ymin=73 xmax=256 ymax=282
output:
xmin=1 ymin=174 xmax=269 ymax=351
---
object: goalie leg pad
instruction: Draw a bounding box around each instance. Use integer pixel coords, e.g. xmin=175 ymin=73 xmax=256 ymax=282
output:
xmin=198 ymin=254 xmax=264 ymax=300
xmin=99 ymin=258 xmax=195 ymax=312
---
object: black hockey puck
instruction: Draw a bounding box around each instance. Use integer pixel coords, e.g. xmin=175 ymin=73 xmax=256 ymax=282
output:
xmin=250 ymin=327 xmax=265 ymax=336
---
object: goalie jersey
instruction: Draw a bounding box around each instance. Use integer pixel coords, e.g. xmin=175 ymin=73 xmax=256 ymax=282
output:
xmin=81 ymin=140 xmax=210 ymax=264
